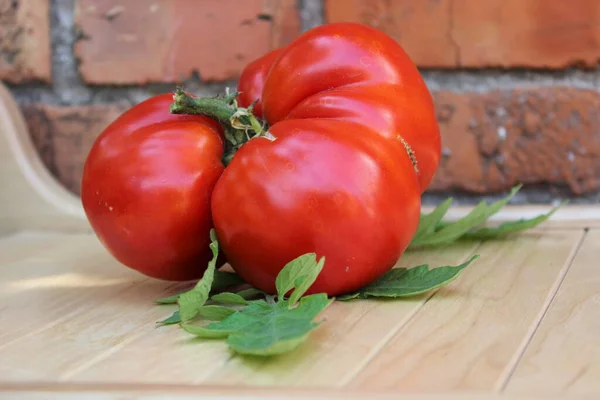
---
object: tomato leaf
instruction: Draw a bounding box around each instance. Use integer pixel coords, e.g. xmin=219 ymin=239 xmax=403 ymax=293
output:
xmin=409 ymin=185 xmax=522 ymax=248
xmin=337 ymin=255 xmax=479 ymax=300
xmin=155 ymin=293 xmax=181 ymax=305
xmin=158 ymin=310 xmax=181 ymax=325
xmin=413 ymin=197 xmax=453 ymax=241
xmin=198 ymin=305 xmax=237 ymax=321
xmin=182 ymin=294 xmax=331 ymax=356
xmin=211 ymin=292 xmax=249 ymax=305
xmin=178 ymin=230 xmax=220 ymax=322
xmin=460 ymin=202 xmax=565 ymax=239
xmin=275 ymin=253 xmax=326 ymax=305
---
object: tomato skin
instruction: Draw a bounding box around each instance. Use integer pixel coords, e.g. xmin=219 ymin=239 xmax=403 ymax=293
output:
xmin=237 ymin=49 xmax=281 ymax=120
xmin=238 ymin=22 xmax=440 ymax=192
xmin=211 ymin=119 xmax=421 ymax=296
xmin=217 ymin=22 xmax=440 ymax=295
xmin=81 ymin=94 xmax=224 ymax=281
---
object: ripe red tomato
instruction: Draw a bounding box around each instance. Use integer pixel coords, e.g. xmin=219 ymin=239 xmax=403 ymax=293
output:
xmin=212 ymin=22 xmax=441 ymax=296
xmin=81 ymin=94 xmax=225 ymax=281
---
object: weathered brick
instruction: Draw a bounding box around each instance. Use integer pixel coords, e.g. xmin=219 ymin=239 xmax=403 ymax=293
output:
xmin=0 ymin=0 xmax=51 ymax=82
xmin=430 ymin=88 xmax=600 ymax=195
xmin=325 ymin=0 xmax=600 ymax=68
xmin=22 ymin=88 xmax=600 ymax=197
xmin=23 ymin=104 xmax=128 ymax=194
xmin=74 ymin=0 xmax=300 ymax=84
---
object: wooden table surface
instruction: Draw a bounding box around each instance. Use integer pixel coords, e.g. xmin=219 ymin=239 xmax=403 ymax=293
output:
xmin=1 ymin=81 xmax=599 ymax=400
xmin=0 ymin=218 xmax=599 ymax=400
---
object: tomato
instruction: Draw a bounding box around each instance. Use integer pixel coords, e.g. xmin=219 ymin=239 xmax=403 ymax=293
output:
xmin=212 ymin=22 xmax=441 ymax=296
xmin=81 ymin=94 xmax=225 ymax=281
xmin=237 ymin=48 xmax=281 ymax=120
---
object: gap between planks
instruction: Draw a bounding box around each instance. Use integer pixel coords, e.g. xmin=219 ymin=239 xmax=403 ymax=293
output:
xmin=505 ymin=229 xmax=600 ymax=395
xmin=496 ymin=229 xmax=588 ymax=392
xmin=347 ymin=228 xmax=586 ymax=392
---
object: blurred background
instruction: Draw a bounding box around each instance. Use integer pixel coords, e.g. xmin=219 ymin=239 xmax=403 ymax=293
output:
xmin=3 ymin=0 xmax=600 ymax=205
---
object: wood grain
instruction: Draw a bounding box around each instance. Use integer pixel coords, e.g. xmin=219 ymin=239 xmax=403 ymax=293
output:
xmin=505 ymin=229 xmax=600 ymax=395
xmin=0 ymin=233 xmax=195 ymax=380
xmin=349 ymin=229 xmax=584 ymax=392
xmin=197 ymin=242 xmax=480 ymax=387
xmin=0 ymin=385 xmax=592 ymax=400
xmin=62 ymin=242 xmax=478 ymax=386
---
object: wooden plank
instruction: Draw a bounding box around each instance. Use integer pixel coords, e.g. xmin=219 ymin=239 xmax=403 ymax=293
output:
xmin=0 ymin=233 xmax=149 ymax=347
xmin=0 ymin=384 xmax=591 ymax=400
xmin=0 ymin=233 xmax=194 ymax=380
xmin=505 ymin=229 xmax=600 ymax=395
xmin=348 ymin=229 xmax=584 ymax=392
xmin=64 ymin=242 xmax=480 ymax=386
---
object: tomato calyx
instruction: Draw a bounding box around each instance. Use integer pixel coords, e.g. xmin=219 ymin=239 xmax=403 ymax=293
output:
xmin=170 ymin=87 xmax=270 ymax=165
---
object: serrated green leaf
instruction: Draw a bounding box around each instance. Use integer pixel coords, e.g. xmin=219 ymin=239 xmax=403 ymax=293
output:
xmin=338 ymin=255 xmax=479 ymax=300
xmin=236 ymin=287 xmax=264 ymax=300
xmin=409 ymin=185 xmax=522 ymax=248
xmin=198 ymin=305 xmax=237 ymax=321
xmin=275 ymin=253 xmax=325 ymax=305
xmin=158 ymin=311 xmax=181 ymax=325
xmin=178 ymin=230 xmax=219 ymax=322
xmin=184 ymin=294 xmax=331 ymax=356
xmin=414 ymin=197 xmax=453 ymax=240
xmin=461 ymin=202 xmax=565 ymax=239
xmin=211 ymin=292 xmax=248 ymax=305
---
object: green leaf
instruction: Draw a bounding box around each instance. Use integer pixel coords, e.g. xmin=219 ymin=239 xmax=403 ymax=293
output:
xmin=212 ymin=270 xmax=246 ymax=292
xmin=275 ymin=253 xmax=326 ymax=305
xmin=414 ymin=197 xmax=453 ymax=241
xmin=211 ymin=292 xmax=248 ymax=305
xmin=154 ymin=271 xmax=244 ymax=305
xmin=158 ymin=311 xmax=181 ymax=325
xmin=338 ymin=255 xmax=479 ymax=300
xmin=178 ymin=230 xmax=220 ymax=322
xmin=236 ymin=287 xmax=264 ymax=300
xmin=184 ymin=294 xmax=331 ymax=356
xmin=409 ymin=185 xmax=522 ymax=248
xmin=155 ymin=293 xmax=182 ymax=305
xmin=181 ymin=323 xmax=230 ymax=338
xmin=461 ymin=202 xmax=565 ymax=240
xmin=198 ymin=305 xmax=237 ymax=321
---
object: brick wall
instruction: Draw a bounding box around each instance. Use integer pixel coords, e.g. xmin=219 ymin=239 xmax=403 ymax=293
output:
xmin=3 ymin=0 xmax=600 ymax=204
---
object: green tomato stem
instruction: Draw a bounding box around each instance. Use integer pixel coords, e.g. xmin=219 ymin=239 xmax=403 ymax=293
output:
xmin=170 ymin=87 xmax=270 ymax=165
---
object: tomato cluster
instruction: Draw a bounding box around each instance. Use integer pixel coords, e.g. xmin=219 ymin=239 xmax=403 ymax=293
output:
xmin=81 ymin=22 xmax=441 ymax=296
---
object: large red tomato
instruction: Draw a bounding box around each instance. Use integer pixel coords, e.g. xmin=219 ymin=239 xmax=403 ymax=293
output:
xmin=211 ymin=22 xmax=441 ymax=296
xmin=81 ymin=94 xmax=224 ymax=281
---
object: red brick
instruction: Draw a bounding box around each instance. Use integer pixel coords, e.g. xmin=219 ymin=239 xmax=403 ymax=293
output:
xmin=22 ymin=89 xmax=600 ymax=197
xmin=429 ymin=88 xmax=600 ymax=195
xmin=0 ymin=0 xmax=51 ymax=82
xmin=23 ymin=104 xmax=128 ymax=194
xmin=74 ymin=0 xmax=300 ymax=84
xmin=325 ymin=0 xmax=600 ymax=68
